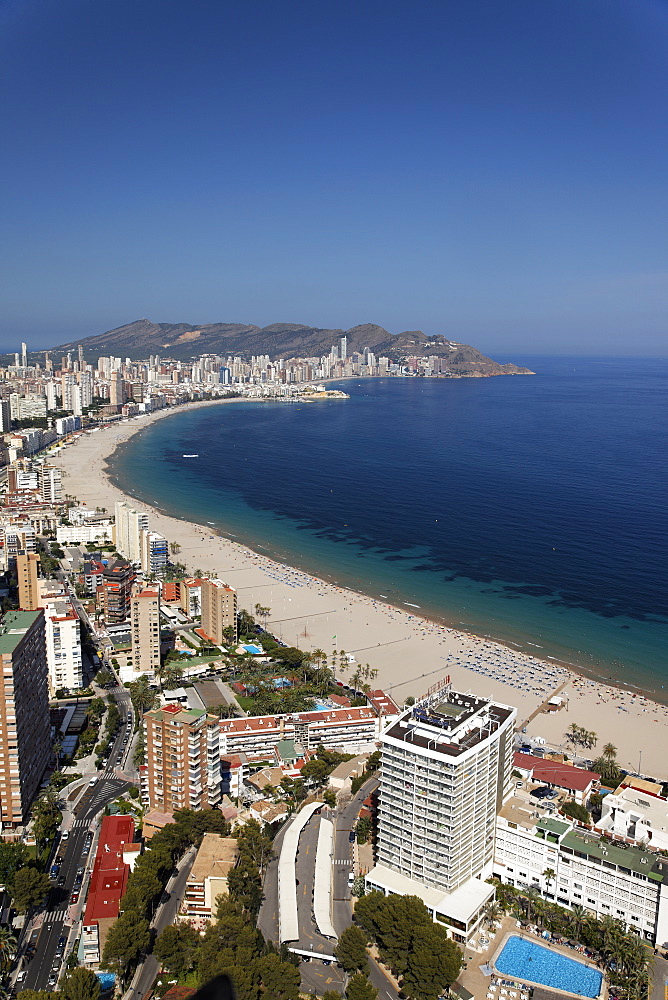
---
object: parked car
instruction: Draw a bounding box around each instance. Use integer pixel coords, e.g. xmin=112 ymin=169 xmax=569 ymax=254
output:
xmin=530 ymin=786 xmax=553 ymax=799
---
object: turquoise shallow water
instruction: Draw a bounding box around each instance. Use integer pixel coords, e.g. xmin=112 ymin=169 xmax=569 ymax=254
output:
xmin=107 ymin=357 xmax=668 ymax=696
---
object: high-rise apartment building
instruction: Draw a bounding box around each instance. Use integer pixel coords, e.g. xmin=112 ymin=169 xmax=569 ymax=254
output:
xmin=130 ymin=588 xmax=161 ymax=675
xmin=16 ymin=551 xmax=41 ymax=611
xmin=39 ymin=465 xmax=63 ymax=504
xmin=366 ymin=680 xmax=516 ymax=943
xmin=141 ymin=705 xmax=221 ymax=819
xmin=110 ymin=372 xmax=126 ymax=407
xmin=140 ymin=530 xmax=168 ymax=577
xmin=114 ymin=501 xmax=149 ymax=564
xmin=0 ymin=610 xmax=51 ymax=828
xmin=102 ymin=559 xmax=135 ymax=623
xmin=200 ymin=579 xmax=237 ymax=645
xmin=0 ymin=400 xmax=10 ymax=433
xmin=43 ymin=594 xmax=83 ymax=692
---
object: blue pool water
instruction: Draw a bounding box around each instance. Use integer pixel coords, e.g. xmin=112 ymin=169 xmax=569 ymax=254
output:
xmin=495 ymin=936 xmax=602 ymax=997
xmin=95 ymin=972 xmax=116 ymax=991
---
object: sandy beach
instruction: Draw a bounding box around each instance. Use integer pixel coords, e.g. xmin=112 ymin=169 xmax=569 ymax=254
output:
xmin=52 ymin=404 xmax=668 ymax=780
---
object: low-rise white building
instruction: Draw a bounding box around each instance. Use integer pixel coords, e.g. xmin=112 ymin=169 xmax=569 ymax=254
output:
xmin=493 ymin=794 xmax=668 ymax=946
xmin=56 ymin=523 xmax=112 ymax=545
xmin=597 ymin=776 xmax=668 ymax=853
xmin=218 ymin=705 xmax=383 ymax=761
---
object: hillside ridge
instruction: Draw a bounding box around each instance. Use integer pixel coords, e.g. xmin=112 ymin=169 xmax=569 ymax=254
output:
xmin=49 ymin=319 xmax=534 ymax=374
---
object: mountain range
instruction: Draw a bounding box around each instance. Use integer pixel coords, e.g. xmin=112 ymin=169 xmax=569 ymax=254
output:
xmin=50 ymin=319 xmax=533 ymax=375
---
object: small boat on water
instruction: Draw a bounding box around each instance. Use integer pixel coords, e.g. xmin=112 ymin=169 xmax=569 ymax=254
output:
xmin=183 ymin=454 xmax=199 ymax=458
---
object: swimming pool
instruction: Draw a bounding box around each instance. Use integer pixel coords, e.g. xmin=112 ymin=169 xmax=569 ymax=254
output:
xmin=495 ymin=936 xmax=602 ymax=998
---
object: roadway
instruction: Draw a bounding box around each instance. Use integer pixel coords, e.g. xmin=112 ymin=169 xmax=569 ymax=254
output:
xmin=124 ymin=845 xmax=198 ymax=1000
xmin=257 ymin=779 xmax=395 ymax=999
xmin=18 ymin=771 xmax=130 ymax=991
xmin=17 ymin=664 xmax=135 ymax=991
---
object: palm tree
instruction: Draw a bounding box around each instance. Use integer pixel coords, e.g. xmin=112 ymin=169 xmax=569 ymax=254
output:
xmin=0 ymin=927 xmax=17 ymax=969
xmin=311 ymin=648 xmax=326 ymax=669
xmin=483 ymin=901 xmax=502 ymax=931
xmin=523 ymin=886 xmax=542 ymax=924
xmin=602 ymin=742 xmax=618 ymax=761
xmin=568 ymin=903 xmax=587 ymax=940
xmin=254 ymin=604 xmax=270 ymax=629
xmin=542 ymin=867 xmax=557 ymax=895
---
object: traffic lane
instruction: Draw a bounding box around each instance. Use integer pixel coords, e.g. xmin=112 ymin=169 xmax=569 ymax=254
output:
xmin=367 ymin=958 xmax=400 ymax=1000
xmin=331 ymin=780 xmax=377 ymax=936
xmin=296 ymin=814 xmax=320 ymax=947
xmin=130 ymin=847 xmax=196 ymax=1000
xmin=24 ymin=778 xmax=129 ymax=989
xmin=300 ymin=957 xmax=346 ymax=996
xmin=257 ymin=809 xmax=292 ymax=945
xmin=22 ymin=830 xmax=89 ymax=990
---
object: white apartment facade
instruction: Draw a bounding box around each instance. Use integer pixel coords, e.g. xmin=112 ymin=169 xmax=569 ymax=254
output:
xmin=43 ymin=598 xmax=83 ymax=692
xmin=366 ymin=683 xmax=516 ymax=942
xmin=596 ymin=777 xmax=668 ymax=853
xmin=114 ymin=501 xmax=149 ymax=564
xmin=39 ymin=465 xmax=63 ymax=504
xmin=493 ymin=796 xmax=668 ymax=947
xmin=218 ymin=705 xmax=383 ymax=761
xmin=130 ymin=589 xmax=161 ymax=676
xmin=140 ymin=530 xmax=168 ymax=577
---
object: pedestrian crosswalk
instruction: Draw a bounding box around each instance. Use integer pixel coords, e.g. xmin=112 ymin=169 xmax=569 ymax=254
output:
xmin=332 ymin=859 xmax=352 ymax=866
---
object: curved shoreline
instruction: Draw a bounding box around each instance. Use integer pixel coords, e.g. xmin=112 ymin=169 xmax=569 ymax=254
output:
xmin=53 ymin=402 xmax=668 ymax=779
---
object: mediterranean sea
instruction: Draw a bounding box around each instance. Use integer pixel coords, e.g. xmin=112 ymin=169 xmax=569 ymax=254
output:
xmin=108 ymin=356 xmax=668 ymax=696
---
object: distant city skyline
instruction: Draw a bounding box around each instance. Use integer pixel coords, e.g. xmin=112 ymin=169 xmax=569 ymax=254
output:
xmin=1 ymin=0 xmax=667 ymax=355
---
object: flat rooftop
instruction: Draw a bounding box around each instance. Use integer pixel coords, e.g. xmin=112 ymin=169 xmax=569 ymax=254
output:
xmin=145 ymin=705 xmax=207 ymax=725
xmin=189 ymin=833 xmax=238 ymax=883
xmin=562 ymin=827 xmax=668 ymax=884
xmin=384 ymin=689 xmax=514 ymax=758
xmin=0 ymin=609 xmax=41 ymax=654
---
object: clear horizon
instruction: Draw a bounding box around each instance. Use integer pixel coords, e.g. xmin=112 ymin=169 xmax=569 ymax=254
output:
xmin=1 ymin=0 xmax=667 ymax=355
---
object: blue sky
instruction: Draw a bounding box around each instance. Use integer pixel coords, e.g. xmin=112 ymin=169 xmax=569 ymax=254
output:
xmin=1 ymin=0 xmax=667 ymax=355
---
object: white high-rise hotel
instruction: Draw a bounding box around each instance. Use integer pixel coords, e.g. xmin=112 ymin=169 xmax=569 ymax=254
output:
xmin=366 ymin=681 xmax=516 ymax=943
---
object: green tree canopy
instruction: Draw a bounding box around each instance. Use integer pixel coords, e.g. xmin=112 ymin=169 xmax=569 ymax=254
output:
xmin=0 ymin=843 xmax=29 ymax=888
xmin=561 ymin=800 xmax=591 ymax=824
xmin=227 ymin=857 xmax=263 ymax=917
xmin=334 ymin=925 xmax=368 ymax=974
xmin=346 ymin=974 xmax=377 ymax=1000
xmin=402 ymin=924 xmax=461 ymax=1000
xmin=255 ymin=953 xmax=300 ymax=1000
xmin=59 ymin=968 xmax=101 ymax=1000
xmin=11 ymin=868 xmax=50 ymax=912
xmin=101 ymin=911 xmax=150 ymax=982
xmin=154 ymin=923 xmax=200 ymax=978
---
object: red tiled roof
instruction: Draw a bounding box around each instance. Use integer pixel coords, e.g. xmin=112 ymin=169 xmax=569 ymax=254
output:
xmin=82 ymin=815 xmax=135 ymax=926
xmin=367 ymin=690 xmax=400 ymax=716
xmin=330 ymin=694 xmax=352 ymax=707
xmin=513 ymin=752 xmax=598 ymax=792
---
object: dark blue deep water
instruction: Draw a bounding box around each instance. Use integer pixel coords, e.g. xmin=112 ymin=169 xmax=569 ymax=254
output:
xmin=108 ymin=357 xmax=668 ymax=694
